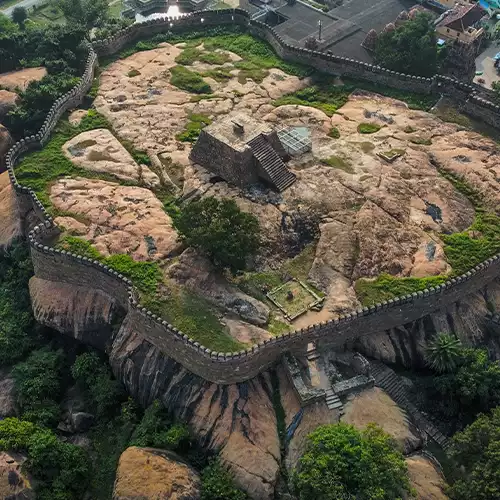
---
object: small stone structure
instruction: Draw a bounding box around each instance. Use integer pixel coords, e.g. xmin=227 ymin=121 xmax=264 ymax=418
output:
xmin=190 ymin=113 xmax=296 ymax=192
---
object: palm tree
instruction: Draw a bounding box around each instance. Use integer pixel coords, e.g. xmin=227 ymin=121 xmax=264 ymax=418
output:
xmin=425 ymin=333 xmax=463 ymax=373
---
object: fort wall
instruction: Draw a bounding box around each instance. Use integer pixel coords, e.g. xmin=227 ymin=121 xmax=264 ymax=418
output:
xmin=7 ymin=10 xmax=500 ymax=384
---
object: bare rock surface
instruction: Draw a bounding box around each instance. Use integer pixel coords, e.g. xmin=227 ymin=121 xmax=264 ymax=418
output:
xmin=0 ymin=370 xmax=17 ymax=418
xmin=225 ymin=318 xmax=272 ymax=344
xmin=341 ymin=387 xmax=422 ymax=454
xmin=68 ymin=109 xmax=88 ymax=126
xmin=0 ymin=451 xmax=35 ymax=499
xmin=0 ymin=171 xmax=21 ymax=249
xmin=0 ymin=124 xmax=13 ymax=171
xmin=0 ymin=89 xmax=19 ymax=120
xmin=406 ymin=454 xmax=448 ymax=499
xmin=0 ymin=66 xmax=46 ymax=91
xmin=63 ymin=128 xmax=160 ymax=187
xmin=51 ymin=177 xmax=179 ymax=260
xmin=168 ymin=249 xmax=270 ymax=326
xmin=113 ymin=447 xmax=201 ymax=500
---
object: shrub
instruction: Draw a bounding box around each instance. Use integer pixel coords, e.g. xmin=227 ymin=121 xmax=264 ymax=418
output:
xmin=12 ymin=348 xmax=64 ymax=427
xmin=357 ymin=122 xmax=381 ymax=134
xmin=170 ymin=65 xmax=212 ymax=94
xmin=174 ymin=197 xmax=260 ymax=272
xmin=72 ymin=352 xmax=125 ymax=419
xmin=127 ymin=69 xmax=140 ymax=77
xmin=292 ymin=423 xmax=411 ymax=500
xmin=426 ymin=333 xmax=463 ymax=373
xmin=175 ymin=113 xmax=212 ymax=142
xmin=130 ymin=400 xmax=190 ymax=451
xmin=0 ymin=417 xmax=90 ymax=498
xmin=201 ymin=459 xmax=248 ymax=500
xmin=328 ymin=126 xmax=340 ymax=138
xmin=175 ymin=47 xmax=202 ymax=65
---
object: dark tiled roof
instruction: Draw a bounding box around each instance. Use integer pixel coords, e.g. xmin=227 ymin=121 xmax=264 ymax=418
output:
xmin=437 ymin=3 xmax=486 ymax=32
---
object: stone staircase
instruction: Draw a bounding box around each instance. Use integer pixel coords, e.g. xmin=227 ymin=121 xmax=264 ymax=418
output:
xmin=325 ymin=388 xmax=344 ymax=413
xmin=370 ymin=361 xmax=450 ymax=450
xmin=248 ymin=135 xmax=296 ymax=192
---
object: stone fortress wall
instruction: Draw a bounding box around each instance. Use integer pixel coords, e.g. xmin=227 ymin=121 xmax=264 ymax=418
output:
xmin=7 ymin=9 xmax=500 ymax=384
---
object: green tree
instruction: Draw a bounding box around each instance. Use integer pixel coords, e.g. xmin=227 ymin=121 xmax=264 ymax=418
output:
xmin=201 ymin=459 xmax=248 ymax=500
xmin=448 ymin=407 xmax=500 ymax=500
xmin=56 ymin=0 xmax=109 ymax=36
xmin=292 ymin=423 xmax=411 ymax=500
xmin=374 ymin=12 xmax=437 ymax=77
xmin=12 ymin=348 xmax=64 ymax=427
xmin=426 ymin=333 xmax=463 ymax=373
xmin=71 ymin=352 xmax=125 ymax=419
xmin=174 ymin=197 xmax=260 ymax=272
xmin=12 ymin=6 xmax=28 ymax=29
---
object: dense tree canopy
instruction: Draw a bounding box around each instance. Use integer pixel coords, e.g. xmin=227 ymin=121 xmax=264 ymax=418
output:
xmin=174 ymin=197 xmax=260 ymax=272
xmin=374 ymin=12 xmax=437 ymax=77
xmin=448 ymin=407 xmax=500 ymax=500
xmin=292 ymin=423 xmax=411 ymax=500
xmin=12 ymin=6 xmax=28 ymax=29
xmin=57 ymin=0 xmax=109 ymax=36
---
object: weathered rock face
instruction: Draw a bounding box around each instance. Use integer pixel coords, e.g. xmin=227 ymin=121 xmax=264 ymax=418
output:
xmin=0 ymin=451 xmax=35 ymax=499
xmin=113 ymin=447 xmax=201 ymax=500
xmin=62 ymin=128 xmax=160 ymax=187
xmin=168 ymin=249 xmax=270 ymax=326
xmin=51 ymin=177 xmax=180 ymax=260
xmin=29 ymin=277 xmax=122 ymax=351
xmin=109 ymin=320 xmax=281 ymax=500
xmin=341 ymin=387 xmax=422 ymax=454
xmin=353 ymin=278 xmax=500 ymax=367
xmin=0 ymin=124 xmax=13 ymax=172
xmin=406 ymin=454 xmax=448 ymax=499
xmin=0 ymin=171 xmax=21 ymax=249
xmin=0 ymin=89 xmax=19 ymax=121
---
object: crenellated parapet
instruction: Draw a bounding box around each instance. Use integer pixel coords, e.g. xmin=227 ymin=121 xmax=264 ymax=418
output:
xmin=6 ymin=11 xmax=500 ymax=384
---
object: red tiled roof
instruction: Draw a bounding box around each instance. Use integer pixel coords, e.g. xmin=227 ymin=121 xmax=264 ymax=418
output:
xmin=437 ymin=3 xmax=486 ymax=32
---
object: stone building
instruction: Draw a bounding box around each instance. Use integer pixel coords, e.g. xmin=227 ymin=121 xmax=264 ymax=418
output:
xmin=190 ymin=113 xmax=297 ymax=192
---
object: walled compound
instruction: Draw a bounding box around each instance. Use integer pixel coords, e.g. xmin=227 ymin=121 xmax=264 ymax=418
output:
xmin=6 ymin=9 xmax=500 ymax=385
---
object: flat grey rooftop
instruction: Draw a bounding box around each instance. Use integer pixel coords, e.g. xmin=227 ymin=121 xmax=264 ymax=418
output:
xmin=203 ymin=113 xmax=273 ymax=151
xmin=243 ymin=0 xmax=419 ymax=62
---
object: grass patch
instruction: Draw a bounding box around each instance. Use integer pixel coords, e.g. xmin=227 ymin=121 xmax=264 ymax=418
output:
xmin=127 ymin=69 xmax=141 ymax=77
xmin=15 ymin=110 xmax=127 ymax=211
xmin=169 ymin=66 xmax=212 ymax=94
xmin=268 ymin=280 xmax=318 ymax=319
xmin=358 ymin=141 xmax=375 ymax=153
xmin=175 ymin=113 xmax=212 ymax=143
xmin=198 ymin=51 xmax=231 ymax=65
xmin=357 ymin=123 xmax=381 ymax=134
xmin=321 ymin=155 xmax=354 ymax=173
xmin=237 ymin=271 xmax=282 ymax=303
xmin=283 ymin=244 xmax=317 ymax=282
xmin=433 ymin=106 xmax=472 ymax=129
xmin=56 ymin=235 xmax=103 ymax=261
xmin=403 ymin=125 xmax=416 ymax=133
xmin=175 ymin=47 xmax=202 ymax=65
xmin=354 ymin=273 xmax=449 ymax=306
xmin=410 ymin=136 xmax=432 ymax=145
xmin=268 ymin=317 xmax=291 ymax=336
xmin=273 ymin=83 xmax=350 ymax=116
xmin=201 ymin=68 xmax=233 ymax=82
xmin=233 ymin=60 xmax=269 ymax=84
xmin=328 ymin=126 xmax=340 ymax=139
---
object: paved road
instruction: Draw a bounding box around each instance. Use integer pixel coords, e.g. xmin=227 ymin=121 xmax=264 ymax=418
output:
xmin=1 ymin=0 xmax=43 ymax=17
xmin=475 ymin=43 xmax=500 ymax=89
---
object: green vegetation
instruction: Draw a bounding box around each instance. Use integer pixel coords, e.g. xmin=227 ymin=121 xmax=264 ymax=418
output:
xmin=268 ymin=281 xmax=319 ymax=318
xmin=328 ymin=126 xmax=340 ymax=139
xmin=380 ymin=148 xmax=405 ymax=160
xmin=129 ymin=400 xmax=190 ymax=451
xmin=0 ymin=417 xmax=90 ymax=499
xmin=13 ymin=348 xmax=64 ymax=427
xmin=201 ymin=459 xmax=248 ymax=500
xmin=0 ymin=243 xmax=39 ymax=366
xmin=56 ymin=0 xmax=109 ymax=36
xmin=273 ymin=83 xmax=350 ymax=116
xmin=201 ymin=67 xmax=233 ymax=82
xmin=175 ymin=113 xmax=212 ymax=142
xmin=268 ymin=317 xmax=292 ymax=336
xmin=355 ymin=273 xmax=448 ymax=306
xmin=375 ymin=12 xmax=437 ymax=77
xmin=292 ymin=423 xmax=411 ymax=500
xmin=12 ymin=6 xmax=28 ymax=29
xmin=321 ymin=155 xmax=354 ymax=173
xmin=199 ymin=51 xmax=231 ymax=65
xmin=170 ymin=65 xmax=212 ymax=94
xmin=127 ymin=68 xmax=141 ymax=77
xmin=357 ymin=122 xmax=381 ymax=134
xmin=448 ymin=407 xmax=500 ymax=500
xmin=175 ymin=47 xmax=202 ymax=65
xmin=410 ymin=136 xmax=432 ymax=145
xmin=175 ymin=197 xmax=260 ymax=273
xmin=404 ymin=125 xmax=416 ymax=133
xmin=426 ymin=333 xmax=463 ymax=374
